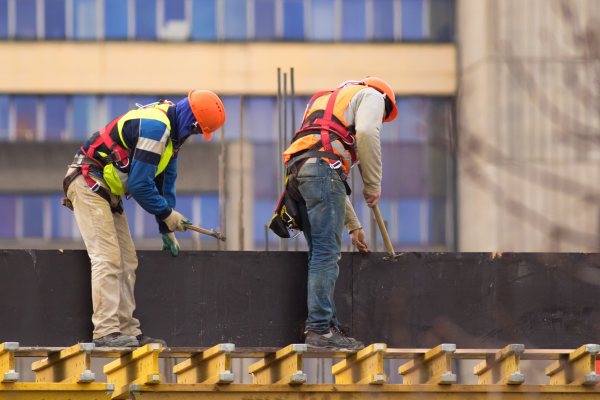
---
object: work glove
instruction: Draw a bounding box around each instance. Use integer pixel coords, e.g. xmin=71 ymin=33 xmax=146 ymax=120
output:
xmin=163 ymin=210 xmax=192 ymax=233
xmin=161 ymin=232 xmax=180 ymax=257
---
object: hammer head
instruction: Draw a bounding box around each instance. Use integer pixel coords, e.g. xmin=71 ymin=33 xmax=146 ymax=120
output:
xmin=383 ymin=253 xmax=401 ymax=262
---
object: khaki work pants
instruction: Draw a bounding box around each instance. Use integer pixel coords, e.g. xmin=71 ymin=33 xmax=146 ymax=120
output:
xmin=66 ymin=170 xmax=141 ymax=339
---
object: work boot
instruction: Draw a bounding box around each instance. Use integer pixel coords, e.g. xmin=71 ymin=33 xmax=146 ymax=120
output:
xmin=136 ymin=334 xmax=167 ymax=348
xmin=305 ymin=328 xmax=364 ymax=349
xmin=330 ymin=324 xmax=365 ymax=349
xmin=93 ymin=332 xmax=139 ymax=347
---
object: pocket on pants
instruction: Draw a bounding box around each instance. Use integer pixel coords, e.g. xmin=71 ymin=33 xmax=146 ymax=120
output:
xmin=329 ymin=171 xmax=346 ymax=196
xmin=298 ymin=177 xmax=325 ymax=207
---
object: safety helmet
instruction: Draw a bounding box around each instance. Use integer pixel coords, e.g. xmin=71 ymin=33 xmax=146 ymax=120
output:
xmin=187 ymin=90 xmax=226 ymax=141
xmin=362 ymin=77 xmax=398 ymax=122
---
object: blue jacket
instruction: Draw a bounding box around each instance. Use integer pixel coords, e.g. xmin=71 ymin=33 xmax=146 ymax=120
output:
xmin=77 ymin=97 xmax=198 ymax=233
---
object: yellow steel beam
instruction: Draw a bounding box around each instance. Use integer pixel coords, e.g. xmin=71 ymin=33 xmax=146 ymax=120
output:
xmin=248 ymin=344 xmax=307 ymax=385
xmin=174 ymin=343 xmax=235 ymax=384
xmin=0 ymin=382 xmax=114 ymax=399
xmin=398 ymin=344 xmax=456 ymax=385
xmin=0 ymin=343 xmax=19 ymax=383
xmin=127 ymin=383 xmax=600 ymax=400
xmin=31 ymin=343 xmax=95 ymax=383
xmin=546 ymin=344 xmax=600 ymax=386
xmin=331 ymin=343 xmax=387 ymax=384
xmin=103 ymin=343 xmax=162 ymax=399
xmin=0 ymin=42 xmax=457 ymax=96
xmin=474 ymin=344 xmax=525 ymax=385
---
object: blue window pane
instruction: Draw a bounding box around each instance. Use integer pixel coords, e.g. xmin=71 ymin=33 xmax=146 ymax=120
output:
xmin=51 ymin=194 xmax=73 ymax=238
xmin=253 ymin=143 xmax=278 ymax=199
xmin=174 ymin=195 xmax=194 ymax=239
xmin=341 ymin=0 xmax=365 ymax=41
xmin=372 ymin=0 xmax=393 ymax=40
xmin=162 ymin=0 xmax=188 ymax=40
xmin=16 ymin=0 xmax=37 ymax=39
xmin=0 ymin=0 xmax=9 ymax=38
xmin=105 ymin=95 xmax=130 ymax=120
xmin=136 ymin=0 xmax=156 ymax=40
xmin=224 ymin=0 xmax=246 ymax=40
xmin=105 ymin=0 xmax=128 ymax=39
xmin=283 ymin=0 xmax=304 ymax=40
xmin=15 ymin=95 xmax=37 ymax=141
xmin=122 ymin=197 xmax=137 ymax=237
xmin=45 ymin=0 xmax=66 ymax=39
xmin=45 ymin=95 xmax=68 ymax=141
xmin=23 ymin=195 xmax=45 ymax=238
xmin=191 ymin=0 xmax=216 ymax=40
xmin=254 ymin=199 xmax=275 ymax=244
xmin=397 ymin=98 xmax=427 ymax=142
xmin=221 ymin=96 xmax=240 ymax=141
xmin=165 ymin=0 xmax=185 ymax=20
xmin=254 ymin=0 xmax=275 ymax=40
xmin=429 ymin=0 xmax=454 ymax=42
xmin=200 ymin=194 xmax=219 ymax=242
xmin=310 ymin=0 xmax=334 ymax=41
xmin=401 ymin=0 xmax=423 ymax=40
xmin=398 ymin=199 xmax=422 ymax=243
xmin=247 ymin=97 xmax=275 ymax=142
xmin=0 ymin=195 xmax=15 ymax=238
xmin=74 ymin=0 xmax=97 ymax=40
xmin=72 ymin=95 xmax=99 ymax=141
xmin=143 ymin=209 xmax=158 ymax=238
xmin=0 ymin=95 xmax=8 ymax=140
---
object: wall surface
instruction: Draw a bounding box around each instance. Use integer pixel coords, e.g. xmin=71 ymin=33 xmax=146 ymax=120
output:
xmin=1 ymin=250 xmax=598 ymax=348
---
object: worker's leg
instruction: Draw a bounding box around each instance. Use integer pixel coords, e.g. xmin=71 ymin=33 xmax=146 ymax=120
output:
xmin=298 ymin=159 xmax=346 ymax=334
xmin=113 ymin=211 xmax=142 ymax=337
xmin=67 ymin=174 xmax=124 ymax=339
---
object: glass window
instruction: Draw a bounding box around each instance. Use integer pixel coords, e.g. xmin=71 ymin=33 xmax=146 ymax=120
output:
xmin=341 ymin=0 xmax=366 ymax=41
xmin=253 ymin=143 xmax=278 ymax=199
xmin=191 ymin=0 xmax=216 ymax=40
xmin=0 ymin=95 xmax=8 ymax=140
xmin=135 ymin=0 xmax=156 ymax=40
xmin=51 ymin=194 xmax=73 ymax=238
xmin=283 ymin=0 xmax=304 ymax=40
xmin=0 ymin=195 xmax=15 ymax=238
xmin=165 ymin=0 xmax=185 ymax=20
xmin=224 ymin=0 xmax=246 ymax=40
xmin=122 ymin=197 xmax=138 ymax=237
xmin=44 ymin=95 xmax=68 ymax=141
xmin=74 ymin=0 xmax=97 ymax=40
xmin=310 ymin=0 xmax=334 ymax=41
xmin=200 ymin=194 xmax=219 ymax=242
xmin=162 ymin=0 xmax=188 ymax=40
xmin=398 ymin=199 xmax=423 ymax=243
xmin=45 ymin=0 xmax=66 ymax=39
xmin=15 ymin=95 xmax=37 ymax=141
xmin=16 ymin=0 xmax=37 ymax=39
xmin=0 ymin=0 xmax=9 ymax=38
xmin=143 ymin=209 xmax=158 ymax=238
xmin=105 ymin=0 xmax=128 ymax=39
xmin=105 ymin=95 xmax=130 ymax=120
xmin=401 ymin=0 xmax=423 ymax=40
xmin=247 ymin=97 xmax=276 ymax=142
xmin=397 ymin=98 xmax=428 ymax=142
xmin=72 ymin=95 xmax=99 ymax=141
xmin=221 ymin=96 xmax=240 ymax=141
xmin=254 ymin=199 xmax=275 ymax=244
xmin=429 ymin=0 xmax=454 ymax=42
xmin=22 ymin=195 xmax=45 ymax=238
xmin=372 ymin=0 xmax=393 ymax=41
xmin=254 ymin=0 xmax=275 ymax=40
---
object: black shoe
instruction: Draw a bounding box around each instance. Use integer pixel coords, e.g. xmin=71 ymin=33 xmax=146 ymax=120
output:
xmin=331 ymin=324 xmax=365 ymax=349
xmin=305 ymin=328 xmax=364 ymax=349
xmin=93 ymin=332 xmax=139 ymax=347
xmin=136 ymin=334 xmax=167 ymax=347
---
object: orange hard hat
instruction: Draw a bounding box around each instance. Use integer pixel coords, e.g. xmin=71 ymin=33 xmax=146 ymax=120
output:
xmin=362 ymin=77 xmax=397 ymax=122
xmin=187 ymin=90 xmax=226 ymax=141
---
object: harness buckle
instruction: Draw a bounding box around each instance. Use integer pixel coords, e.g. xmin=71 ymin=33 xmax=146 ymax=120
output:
xmin=330 ymin=160 xmax=342 ymax=170
xmin=90 ymin=182 xmax=101 ymax=193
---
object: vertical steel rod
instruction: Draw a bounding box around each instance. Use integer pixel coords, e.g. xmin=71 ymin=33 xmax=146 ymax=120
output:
xmin=239 ymin=95 xmax=244 ymax=251
xmin=265 ymin=225 xmax=269 ymax=251
xmin=290 ymin=67 xmax=296 ymax=135
xmin=282 ymin=73 xmax=289 ymax=251
xmin=219 ymin=123 xmax=226 ymax=251
xmin=277 ymin=68 xmax=284 ymax=251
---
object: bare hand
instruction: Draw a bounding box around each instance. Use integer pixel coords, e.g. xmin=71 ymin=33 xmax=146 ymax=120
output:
xmin=363 ymin=190 xmax=381 ymax=208
xmin=350 ymin=228 xmax=371 ymax=253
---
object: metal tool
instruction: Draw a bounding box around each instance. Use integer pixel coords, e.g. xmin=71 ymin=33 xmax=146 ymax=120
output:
xmin=186 ymin=225 xmax=226 ymax=242
xmin=373 ymin=205 xmax=400 ymax=262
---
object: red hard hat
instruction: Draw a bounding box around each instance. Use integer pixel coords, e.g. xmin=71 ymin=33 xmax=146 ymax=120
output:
xmin=362 ymin=77 xmax=398 ymax=122
xmin=188 ymin=90 xmax=226 ymax=141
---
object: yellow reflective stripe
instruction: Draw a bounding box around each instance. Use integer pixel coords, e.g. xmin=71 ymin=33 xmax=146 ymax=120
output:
xmin=117 ymin=107 xmax=171 ymax=150
xmin=156 ymin=138 xmax=173 ymax=176
xmin=137 ymin=137 xmax=165 ymax=156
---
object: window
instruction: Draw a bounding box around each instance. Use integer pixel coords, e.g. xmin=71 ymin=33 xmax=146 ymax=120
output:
xmin=105 ymin=0 xmax=128 ymax=39
xmin=135 ymin=0 xmax=156 ymax=40
xmin=429 ymin=0 xmax=454 ymax=42
xmin=45 ymin=0 xmax=66 ymax=39
xmin=191 ymin=0 xmax=216 ymax=40
xmin=162 ymin=0 xmax=189 ymax=40
xmin=401 ymin=0 xmax=424 ymax=40
xmin=341 ymin=0 xmax=366 ymax=41
xmin=0 ymin=0 xmax=9 ymax=38
xmin=283 ymin=0 xmax=303 ymax=40
xmin=22 ymin=195 xmax=45 ymax=238
xmin=254 ymin=0 xmax=275 ymax=40
xmin=397 ymin=98 xmax=428 ymax=142
xmin=74 ymin=0 xmax=97 ymax=40
xmin=398 ymin=199 xmax=425 ymax=243
xmin=310 ymin=0 xmax=335 ymax=41
xmin=105 ymin=95 xmax=130 ymax=121
xmin=200 ymin=194 xmax=219 ymax=242
xmin=15 ymin=95 xmax=37 ymax=141
xmin=0 ymin=95 xmax=8 ymax=140
xmin=44 ymin=95 xmax=68 ymax=141
xmin=372 ymin=0 xmax=393 ymax=41
xmin=51 ymin=194 xmax=74 ymax=238
xmin=72 ymin=95 xmax=99 ymax=141
xmin=16 ymin=0 xmax=37 ymax=39
xmin=224 ymin=0 xmax=247 ymax=40
xmin=0 ymin=195 xmax=15 ymax=238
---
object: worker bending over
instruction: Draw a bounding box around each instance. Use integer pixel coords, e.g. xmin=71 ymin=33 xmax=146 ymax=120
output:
xmin=63 ymin=91 xmax=226 ymax=347
xmin=283 ymin=78 xmax=397 ymax=349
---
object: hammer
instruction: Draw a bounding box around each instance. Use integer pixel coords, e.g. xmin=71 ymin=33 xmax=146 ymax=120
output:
xmin=372 ymin=205 xmax=400 ymax=262
xmin=186 ymin=225 xmax=227 ymax=242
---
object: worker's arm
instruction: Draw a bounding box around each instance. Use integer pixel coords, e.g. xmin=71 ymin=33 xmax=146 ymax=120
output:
xmin=154 ymin=157 xmax=178 ymax=233
xmin=344 ymin=197 xmax=361 ymax=232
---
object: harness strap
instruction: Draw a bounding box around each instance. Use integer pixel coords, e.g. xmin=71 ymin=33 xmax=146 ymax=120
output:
xmin=62 ymin=168 xmax=124 ymax=214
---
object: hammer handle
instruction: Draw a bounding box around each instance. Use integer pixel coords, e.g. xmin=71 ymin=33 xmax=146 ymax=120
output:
xmin=186 ymin=224 xmax=226 ymax=241
xmin=373 ymin=205 xmax=396 ymax=256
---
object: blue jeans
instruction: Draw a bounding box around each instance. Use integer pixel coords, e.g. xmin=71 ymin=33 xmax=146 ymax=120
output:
xmin=298 ymin=158 xmax=347 ymax=334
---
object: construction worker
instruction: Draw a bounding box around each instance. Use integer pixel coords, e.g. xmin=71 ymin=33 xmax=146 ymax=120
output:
xmin=62 ymin=91 xmax=226 ymax=347
xmin=283 ymin=78 xmax=397 ymax=349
